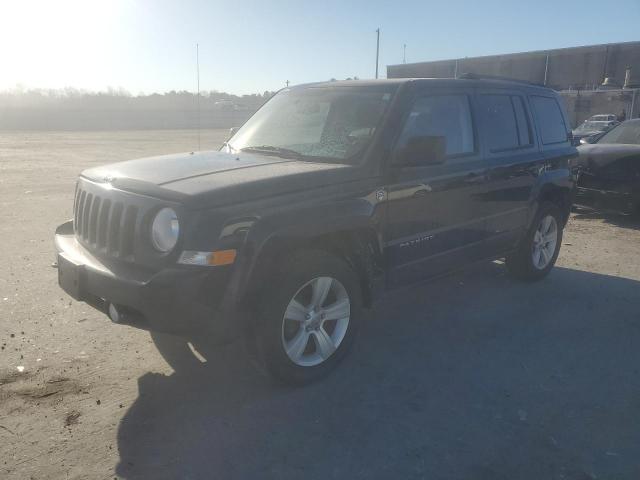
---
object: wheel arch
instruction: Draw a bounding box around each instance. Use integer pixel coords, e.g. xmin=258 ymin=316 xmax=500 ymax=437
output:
xmin=240 ymin=226 xmax=385 ymax=309
xmin=537 ymin=184 xmax=573 ymax=226
xmin=530 ymin=167 xmax=574 ymax=228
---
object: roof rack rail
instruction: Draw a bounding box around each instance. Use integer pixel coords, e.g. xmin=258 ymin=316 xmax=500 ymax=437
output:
xmin=457 ymin=72 xmax=544 ymax=87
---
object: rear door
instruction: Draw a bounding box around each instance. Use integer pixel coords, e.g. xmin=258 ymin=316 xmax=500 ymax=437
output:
xmin=383 ymin=88 xmax=490 ymax=286
xmin=472 ymin=89 xmax=541 ymax=254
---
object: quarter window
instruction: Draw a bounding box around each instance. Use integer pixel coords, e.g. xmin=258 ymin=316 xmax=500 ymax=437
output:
xmin=396 ymin=95 xmax=475 ymax=157
xmin=531 ymin=96 xmax=568 ymax=145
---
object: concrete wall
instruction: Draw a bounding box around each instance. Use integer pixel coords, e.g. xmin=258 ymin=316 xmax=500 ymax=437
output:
xmin=388 ymin=41 xmax=640 ymax=90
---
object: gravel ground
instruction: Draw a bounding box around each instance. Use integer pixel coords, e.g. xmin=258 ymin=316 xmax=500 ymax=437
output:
xmin=1 ymin=130 xmax=639 ymax=480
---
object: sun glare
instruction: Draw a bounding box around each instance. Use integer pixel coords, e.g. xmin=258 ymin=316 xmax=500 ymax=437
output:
xmin=0 ymin=0 xmax=123 ymax=91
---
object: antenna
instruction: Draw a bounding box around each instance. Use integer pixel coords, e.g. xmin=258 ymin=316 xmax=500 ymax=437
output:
xmin=196 ymin=43 xmax=201 ymax=151
xmin=375 ymin=28 xmax=380 ymax=79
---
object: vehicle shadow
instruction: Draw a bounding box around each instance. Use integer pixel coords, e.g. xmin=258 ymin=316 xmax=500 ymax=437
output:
xmin=572 ymin=206 xmax=640 ymax=231
xmin=116 ymin=263 xmax=640 ymax=480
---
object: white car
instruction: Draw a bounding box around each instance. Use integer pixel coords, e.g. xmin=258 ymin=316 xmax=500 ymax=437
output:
xmin=588 ymin=114 xmax=617 ymax=122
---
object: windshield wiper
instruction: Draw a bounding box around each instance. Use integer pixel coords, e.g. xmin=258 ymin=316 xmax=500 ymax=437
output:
xmin=240 ymin=145 xmax=304 ymax=159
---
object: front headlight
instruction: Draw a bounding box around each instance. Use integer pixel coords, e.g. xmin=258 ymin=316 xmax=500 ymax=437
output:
xmin=151 ymin=208 xmax=179 ymax=252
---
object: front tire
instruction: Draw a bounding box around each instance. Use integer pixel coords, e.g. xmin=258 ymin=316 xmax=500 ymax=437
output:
xmin=506 ymin=202 xmax=564 ymax=281
xmin=255 ymin=250 xmax=362 ymax=385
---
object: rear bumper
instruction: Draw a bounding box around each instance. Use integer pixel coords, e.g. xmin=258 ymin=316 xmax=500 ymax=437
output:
xmin=575 ymin=187 xmax=639 ymax=215
xmin=55 ymin=220 xmax=241 ymax=342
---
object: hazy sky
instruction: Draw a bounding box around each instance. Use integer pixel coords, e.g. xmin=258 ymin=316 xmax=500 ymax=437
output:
xmin=1 ymin=0 xmax=639 ymax=95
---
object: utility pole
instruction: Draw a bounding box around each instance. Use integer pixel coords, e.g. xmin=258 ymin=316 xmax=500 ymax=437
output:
xmin=375 ymin=28 xmax=380 ymax=79
xmin=196 ymin=43 xmax=201 ymax=151
xmin=544 ymin=53 xmax=549 ymax=86
xmin=403 ymin=43 xmax=406 ymax=64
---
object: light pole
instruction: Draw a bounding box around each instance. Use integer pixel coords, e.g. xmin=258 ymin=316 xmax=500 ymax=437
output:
xmin=375 ymin=28 xmax=380 ymax=79
xmin=196 ymin=43 xmax=201 ymax=151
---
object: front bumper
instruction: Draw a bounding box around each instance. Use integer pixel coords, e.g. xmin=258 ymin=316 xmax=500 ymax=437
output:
xmin=55 ymin=220 xmax=241 ymax=342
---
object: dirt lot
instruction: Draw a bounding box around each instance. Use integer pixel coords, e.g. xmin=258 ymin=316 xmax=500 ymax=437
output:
xmin=1 ymin=130 xmax=640 ymax=480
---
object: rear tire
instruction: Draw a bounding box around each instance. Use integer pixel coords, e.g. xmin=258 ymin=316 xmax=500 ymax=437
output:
xmin=506 ymin=202 xmax=564 ymax=281
xmin=254 ymin=250 xmax=362 ymax=385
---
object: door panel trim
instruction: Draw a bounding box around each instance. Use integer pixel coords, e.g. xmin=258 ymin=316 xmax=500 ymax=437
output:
xmin=384 ymin=207 xmax=525 ymax=248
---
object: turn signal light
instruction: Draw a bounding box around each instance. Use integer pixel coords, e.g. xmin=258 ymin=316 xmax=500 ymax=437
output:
xmin=178 ymin=249 xmax=237 ymax=266
xmin=209 ymin=249 xmax=237 ymax=266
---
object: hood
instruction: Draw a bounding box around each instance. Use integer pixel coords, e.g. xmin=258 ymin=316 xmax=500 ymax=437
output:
xmin=577 ymin=143 xmax=640 ymax=168
xmin=573 ymin=128 xmax=603 ymax=136
xmin=81 ymin=150 xmax=361 ymax=207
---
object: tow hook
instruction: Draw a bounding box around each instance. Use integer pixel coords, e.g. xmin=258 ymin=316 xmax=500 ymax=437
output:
xmin=107 ymin=303 xmax=122 ymax=323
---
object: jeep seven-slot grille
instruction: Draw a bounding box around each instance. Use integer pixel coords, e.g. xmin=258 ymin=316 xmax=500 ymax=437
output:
xmin=73 ymin=186 xmax=138 ymax=259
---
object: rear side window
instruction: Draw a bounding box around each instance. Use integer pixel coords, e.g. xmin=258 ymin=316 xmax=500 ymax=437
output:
xmin=396 ymin=95 xmax=475 ymax=156
xmin=512 ymin=96 xmax=532 ymax=146
xmin=476 ymin=94 xmax=532 ymax=152
xmin=476 ymin=95 xmax=519 ymax=151
xmin=531 ymin=96 xmax=568 ymax=145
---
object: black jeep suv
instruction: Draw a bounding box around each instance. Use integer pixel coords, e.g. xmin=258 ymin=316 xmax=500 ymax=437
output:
xmin=55 ymin=78 xmax=576 ymax=384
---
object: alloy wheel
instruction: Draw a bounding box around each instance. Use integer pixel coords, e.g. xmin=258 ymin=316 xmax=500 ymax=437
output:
xmin=281 ymin=276 xmax=351 ymax=367
xmin=532 ymin=214 xmax=558 ymax=270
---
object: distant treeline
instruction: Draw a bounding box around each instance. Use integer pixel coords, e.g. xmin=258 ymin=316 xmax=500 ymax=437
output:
xmin=0 ymin=87 xmax=276 ymax=130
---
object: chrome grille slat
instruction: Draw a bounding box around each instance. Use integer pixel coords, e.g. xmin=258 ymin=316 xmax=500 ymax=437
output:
xmin=96 ymin=199 xmax=111 ymax=249
xmin=120 ymin=206 xmax=138 ymax=258
xmin=73 ymin=187 xmax=82 ymax=232
xmin=75 ymin=190 xmax=86 ymax=236
xmin=108 ymin=203 xmax=124 ymax=255
xmin=88 ymin=197 xmax=101 ymax=245
xmin=82 ymin=193 xmax=93 ymax=241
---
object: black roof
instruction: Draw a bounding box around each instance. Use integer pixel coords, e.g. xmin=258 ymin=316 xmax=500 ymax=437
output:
xmin=292 ymin=77 xmax=553 ymax=92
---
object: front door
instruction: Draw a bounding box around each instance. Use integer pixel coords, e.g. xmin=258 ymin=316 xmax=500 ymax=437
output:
xmin=383 ymin=91 xmax=489 ymax=287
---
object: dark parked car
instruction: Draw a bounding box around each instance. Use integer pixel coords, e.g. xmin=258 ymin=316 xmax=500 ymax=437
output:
xmin=572 ymin=118 xmax=618 ymax=142
xmin=576 ymin=119 xmax=640 ymax=215
xmin=55 ymin=78 xmax=576 ymax=384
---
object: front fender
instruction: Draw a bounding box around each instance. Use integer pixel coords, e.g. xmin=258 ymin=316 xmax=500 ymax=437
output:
xmin=224 ymin=192 xmax=385 ymax=311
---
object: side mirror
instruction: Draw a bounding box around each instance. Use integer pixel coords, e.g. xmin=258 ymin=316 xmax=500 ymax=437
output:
xmin=228 ymin=127 xmax=239 ymax=139
xmin=396 ymin=135 xmax=447 ymax=166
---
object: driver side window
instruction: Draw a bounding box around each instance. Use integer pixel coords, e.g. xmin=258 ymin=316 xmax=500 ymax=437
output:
xmin=396 ymin=94 xmax=475 ymax=157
